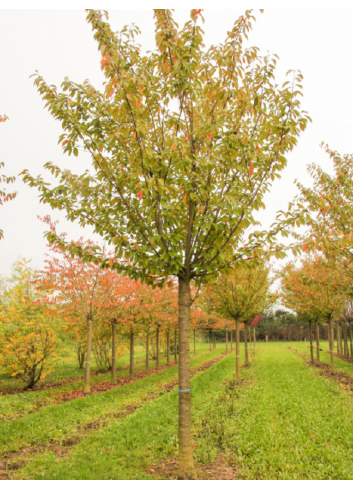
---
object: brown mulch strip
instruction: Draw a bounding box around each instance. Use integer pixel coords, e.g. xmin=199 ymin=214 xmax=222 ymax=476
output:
xmin=0 ymin=351 xmax=232 ymax=480
xmin=325 ymin=351 xmax=353 ymax=364
xmin=307 ymin=359 xmax=353 ymax=392
xmin=288 ymin=346 xmax=353 ymax=393
xmin=146 ymin=454 xmax=239 ymax=480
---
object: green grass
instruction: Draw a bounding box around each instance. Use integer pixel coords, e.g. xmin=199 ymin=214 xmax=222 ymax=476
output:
xmin=0 ymin=346 xmax=227 ymax=459
xmin=6 ymin=342 xmax=353 ymax=480
xmin=20 ymin=348 xmax=243 ymax=480
xmin=193 ymin=343 xmax=353 ymax=480
xmin=288 ymin=340 xmax=353 ymax=377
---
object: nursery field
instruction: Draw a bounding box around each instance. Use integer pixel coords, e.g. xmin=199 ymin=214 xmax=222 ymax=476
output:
xmin=1 ymin=342 xmax=353 ymax=480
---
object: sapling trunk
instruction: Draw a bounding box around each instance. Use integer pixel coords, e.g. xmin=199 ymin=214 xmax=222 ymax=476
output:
xmin=226 ymin=330 xmax=228 ymax=353
xmin=337 ymin=324 xmax=341 ymax=355
xmin=329 ymin=319 xmax=335 ymax=374
xmin=244 ymin=323 xmax=249 ymax=366
xmin=309 ymin=321 xmax=314 ymax=363
xmin=175 ymin=329 xmax=178 ymax=364
xmin=167 ymin=330 xmax=170 ymax=366
xmin=253 ymin=327 xmax=256 ymax=355
xmin=236 ymin=318 xmax=241 ymax=384
xmin=316 ymin=321 xmax=320 ymax=363
xmin=83 ymin=318 xmax=93 ymax=395
xmin=213 ymin=331 xmax=216 ymax=350
xmin=146 ymin=330 xmax=149 ymax=373
xmin=344 ymin=322 xmax=348 ymax=358
xmin=231 ymin=331 xmax=233 ymax=351
xmin=209 ymin=331 xmax=212 ymax=351
xmin=111 ymin=322 xmax=117 ymax=384
xmin=193 ymin=330 xmax=196 ymax=355
xmin=177 ymin=277 xmax=195 ymax=480
xmin=156 ymin=326 xmax=160 ymax=370
xmin=350 ymin=322 xmax=353 ymax=360
xmin=129 ymin=330 xmax=134 ymax=380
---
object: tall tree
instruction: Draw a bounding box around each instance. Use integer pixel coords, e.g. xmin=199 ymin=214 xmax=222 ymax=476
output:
xmin=22 ymin=9 xmax=309 ymax=478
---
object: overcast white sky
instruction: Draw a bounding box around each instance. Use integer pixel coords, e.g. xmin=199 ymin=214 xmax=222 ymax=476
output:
xmin=1 ymin=8 xmax=353 ymax=277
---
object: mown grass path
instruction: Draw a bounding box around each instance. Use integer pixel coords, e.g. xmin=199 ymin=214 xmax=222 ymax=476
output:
xmin=223 ymin=344 xmax=353 ymax=480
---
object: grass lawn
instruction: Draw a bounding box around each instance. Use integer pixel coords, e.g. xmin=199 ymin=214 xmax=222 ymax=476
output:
xmin=3 ymin=342 xmax=353 ymax=480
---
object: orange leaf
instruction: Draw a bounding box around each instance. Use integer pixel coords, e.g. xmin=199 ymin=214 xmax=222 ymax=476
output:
xmin=207 ymin=132 xmax=211 ymax=140
xmin=138 ymin=190 xmax=143 ymax=201
xmin=303 ymin=244 xmax=307 ymax=252
xmin=137 ymin=99 xmax=142 ymax=109
xmin=171 ymin=142 xmax=176 ymax=150
xmin=183 ymin=194 xmax=187 ymax=202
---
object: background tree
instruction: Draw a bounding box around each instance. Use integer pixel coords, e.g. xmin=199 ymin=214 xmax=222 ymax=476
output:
xmin=208 ymin=262 xmax=272 ymax=381
xmin=22 ymin=9 xmax=310 ymax=478
xmin=37 ymin=226 xmax=118 ymax=394
xmin=0 ymin=260 xmax=57 ymax=389
xmin=281 ymin=254 xmax=348 ymax=372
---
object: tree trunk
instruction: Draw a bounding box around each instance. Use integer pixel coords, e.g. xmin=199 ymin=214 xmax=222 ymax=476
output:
xmin=167 ymin=329 xmax=170 ymax=366
xmin=344 ymin=322 xmax=348 ymax=358
xmin=83 ymin=318 xmax=93 ymax=395
xmin=231 ymin=331 xmax=233 ymax=351
xmin=329 ymin=318 xmax=335 ymax=374
xmin=146 ymin=330 xmax=149 ymax=373
xmin=350 ymin=321 xmax=353 ymax=360
xmin=244 ymin=323 xmax=249 ymax=366
xmin=111 ymin=322 xmax=117 ymax=384
xmin=156 ymin=326 xmax=160 ymax=370
xmin=236 ymin=318 xmax=241 ymax=384
xmin=253 ymin=327 xmax=256 ymax=355
xmin=129 ymin=330 xmax=134 ymax=380
xmin=213 ymin=331 xmax=216 ymax=350
xmin=308 ymin=321 xmax=314 ymax=363
xmin=77 ymin=342 xmax=85 ymax=369
xmin=226 ymin=330 xmax=228 ymax=353
xmin=175 ymin=329 xmax=178 ymax=364
xmin=193 ymin=330 xmax=196 ymax=355
xmin=337 ymin=324 xmax=341 ymax=354
xmin=209 ymin=331 xmax=212 ymax=351
xmin=315 ymin=321 xmax=320 ymax=363
xmin=177 ymin=277 xmax=195 ymax=479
